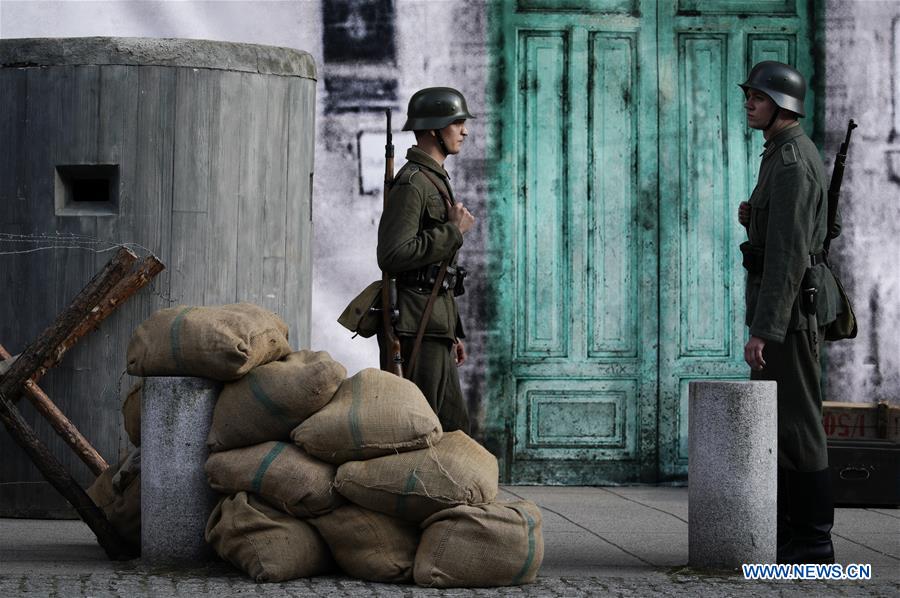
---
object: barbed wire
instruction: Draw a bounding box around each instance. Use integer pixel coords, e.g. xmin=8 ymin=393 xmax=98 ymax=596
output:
xmin=0 ymin=232 xmax=178 ymax=305
xmin=0 ymin=232 xmax=155 ymax=258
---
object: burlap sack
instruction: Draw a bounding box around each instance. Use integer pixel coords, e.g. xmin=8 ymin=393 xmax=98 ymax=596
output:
xmin=86 ymin=449 xmax=141 ymax=549
xmin=126 ymin=303 xmax=291 ymax=381
xmin=334 ymin=431 xmax=498 ymax=522
xmin=122 ymin=380 xmax=142 ymax=447
xmin=207 ymin=351 xmax=345 ymax=451
xmin=205 ymin=441 xmax=343 ymax=517
xmin=205 ymin=492 xmax=334 ymax=582
xmin=310 ymin=504 xmax=419 ymax=583
xmin=291 ymin=368 xmax=442 ymax=464
xmin=414 ymin=501 xmax=544 ymax=587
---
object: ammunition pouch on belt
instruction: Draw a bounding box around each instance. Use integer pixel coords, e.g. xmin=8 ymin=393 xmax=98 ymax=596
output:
xmin=398 ymin=263 xmax=467 ymax=296
xmin=740 ymin=242 xmax=826 ymax=275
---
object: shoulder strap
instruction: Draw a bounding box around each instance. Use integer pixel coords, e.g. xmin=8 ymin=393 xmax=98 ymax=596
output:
xmin=417 ymin=169 xmax=454 ymax=209
xmin=406 ymin=169 xmax=456 ymax=379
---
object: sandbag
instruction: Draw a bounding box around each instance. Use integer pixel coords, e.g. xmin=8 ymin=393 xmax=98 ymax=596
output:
xmin=86 ymin=448 xmax=141 ymax=549
xmin=291 ymin=368 xmax=441 ymax=464
xmin=415 ymin=501 xmax=544 ymax=588
xmin=122 ymin=380 xmax=142 ymax=447
xmin=334 ymin=431 xmax=498 ymax=523
xmin=126 ymin=303 xmax=291 ymax=381
xmin=310 ymin=504 xmax=419 ymax=583
xmin=205 ymin=492 xmax=333 ymax=582
xmin=207 ymin=350 xmax=345 ymax=451
xmin=205 ymin=441 xmax=343 ymax=517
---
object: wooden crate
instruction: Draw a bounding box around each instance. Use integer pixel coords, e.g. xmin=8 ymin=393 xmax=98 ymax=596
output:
xmin=822 ymin=401 xmax=900 ymax=443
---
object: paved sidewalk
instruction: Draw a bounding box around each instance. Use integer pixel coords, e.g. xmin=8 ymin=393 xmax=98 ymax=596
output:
xmin=1 ymin=486 xmax=897 ymax=596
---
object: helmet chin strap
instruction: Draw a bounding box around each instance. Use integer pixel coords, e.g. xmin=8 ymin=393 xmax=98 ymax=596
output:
xmin=764 ymin=107 xmax=780 ymax=133
xmin=433 ymin=129 xmax=449 ymax=156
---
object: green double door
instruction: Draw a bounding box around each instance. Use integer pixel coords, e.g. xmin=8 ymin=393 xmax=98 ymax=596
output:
xmin=486 ymin=0 xmax=815 ymax=483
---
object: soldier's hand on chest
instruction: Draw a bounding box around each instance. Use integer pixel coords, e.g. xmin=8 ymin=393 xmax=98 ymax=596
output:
xmin=449 ymin=202 xmax=475 ymax=235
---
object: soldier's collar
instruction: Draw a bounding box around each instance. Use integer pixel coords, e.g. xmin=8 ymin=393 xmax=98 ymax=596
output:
xmin=406 ymin=146 xmax=451 ymax=180
xmin=760 ymin=125 xmax=804 ymax=158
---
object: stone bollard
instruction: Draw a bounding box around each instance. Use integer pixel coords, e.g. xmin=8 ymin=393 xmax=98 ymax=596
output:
xmin=142 ymin=377 xmax=220 ymax=563
xmin=688 ymin=380 xmax=777 ymax=569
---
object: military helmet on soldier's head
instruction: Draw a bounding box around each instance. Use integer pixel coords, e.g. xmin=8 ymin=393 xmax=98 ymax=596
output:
xmin=402 ymin=87 xmax=476 ymax=131
xmin=739 ymin=61 xmax=806 ymax=117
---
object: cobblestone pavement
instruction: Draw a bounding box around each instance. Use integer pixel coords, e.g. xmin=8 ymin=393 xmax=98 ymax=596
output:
xmin=1 ymin=567 xmax=897 ymax=598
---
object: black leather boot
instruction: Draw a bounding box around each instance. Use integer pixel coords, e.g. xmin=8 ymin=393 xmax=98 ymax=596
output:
xmin=776 ymin=466 xmax=792 ymax=557
xmin=778 ymin=468 xmax=835 ymax=564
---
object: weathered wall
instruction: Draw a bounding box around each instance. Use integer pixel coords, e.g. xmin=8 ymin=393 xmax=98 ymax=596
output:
xmin=824 ymin=0 xmax=900 ymax=405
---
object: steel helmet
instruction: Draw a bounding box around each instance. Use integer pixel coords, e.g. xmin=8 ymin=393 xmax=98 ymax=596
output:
xmin=402 ymin=87 xmax=476 ymax=131
xmin=739 ymin=61 xmax=806 ymax=117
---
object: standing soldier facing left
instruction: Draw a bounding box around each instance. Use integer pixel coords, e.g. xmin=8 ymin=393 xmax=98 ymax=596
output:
xmin=738 ymin=61 xmax=842 ymax=565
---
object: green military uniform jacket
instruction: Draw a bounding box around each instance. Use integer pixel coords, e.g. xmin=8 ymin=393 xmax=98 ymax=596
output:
xmin=744 ymin=125 xmax=841 ymax=343
xmin=377 ymin=147 xmax=465 ymax=341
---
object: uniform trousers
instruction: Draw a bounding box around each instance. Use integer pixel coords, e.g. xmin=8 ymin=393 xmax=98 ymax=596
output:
xmin=377 ymin=333 xmax=470 ymax=434
xmin=751 ymin=327 xmax=829 ymax=472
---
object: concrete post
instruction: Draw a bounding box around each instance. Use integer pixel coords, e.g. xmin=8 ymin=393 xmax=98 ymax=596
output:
xmin=688 ymin=380 xmax=777 ymax=569
xmin=141 ymin=377 xmax=220 ymax=563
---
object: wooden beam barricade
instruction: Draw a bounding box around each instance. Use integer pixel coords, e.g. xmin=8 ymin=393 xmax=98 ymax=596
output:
xmin=0 ymin=247 xmax=138 ymax=560
xmin=0 ymin=343 xmax=108 ymax=475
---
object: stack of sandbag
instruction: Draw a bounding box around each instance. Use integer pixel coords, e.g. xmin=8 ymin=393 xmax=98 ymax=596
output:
xmin=202 ymin=346 xmax=347 ymax=581
xmin=200 ymin=362 xmax=543 ymax=586
xmin=116 ymin=299 xmax=545 ymax=588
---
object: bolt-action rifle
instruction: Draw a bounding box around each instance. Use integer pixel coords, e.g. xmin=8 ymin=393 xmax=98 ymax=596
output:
xmin=380 ymin=109 xmax=404 ymax=376
xmin=824 ymin=119 xmax=857 ymax=255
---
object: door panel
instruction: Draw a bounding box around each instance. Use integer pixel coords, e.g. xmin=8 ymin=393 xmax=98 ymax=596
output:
xmin=519 ymin=31 xmax=569 ymax=358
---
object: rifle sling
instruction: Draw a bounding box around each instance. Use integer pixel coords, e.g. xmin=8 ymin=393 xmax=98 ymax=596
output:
xmin=406 ymin=169 xmax=457 ymax=380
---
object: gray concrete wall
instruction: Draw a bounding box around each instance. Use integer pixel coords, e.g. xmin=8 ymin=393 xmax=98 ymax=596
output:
xmin=823 ymin=0 xmax=900 ymax=406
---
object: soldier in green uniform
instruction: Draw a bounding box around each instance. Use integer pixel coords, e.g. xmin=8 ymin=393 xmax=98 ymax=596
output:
xmin=738 ymin=61 xmax=841 ymax=564
xmin=376 ymin=87 xmax=476 ymax=433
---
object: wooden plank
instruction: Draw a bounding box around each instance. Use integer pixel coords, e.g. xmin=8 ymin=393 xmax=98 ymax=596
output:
xmin=172 ymin=67 xmax=212 ymax=214
xmin=205 ymin=70 xmax=241 ymax=305
xmin=170 ymin=210 xmax=208 ymax=306
xmin=235 ymin=72 xmax=271 ymax=308
xmin=0 ymin=68 xmax=27 ymax=226
xmin=284 ymin=79 xmax=315 ymax=349
xmin=94 ymin=64 xmax=140 ymax=458
xmin=261 ymin=76 xmax=290 ymax=315
xmin=2 ymin=66 xmax=62 ymax=516
xmin=135 ymin=65 xmax=176 ymax=308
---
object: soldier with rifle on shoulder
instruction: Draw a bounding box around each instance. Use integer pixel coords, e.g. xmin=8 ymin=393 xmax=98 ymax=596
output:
xmin=340 ymin=87 xmax=476 ymax=434
xmin=737 ymin=61 xmax=856 ymax=565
